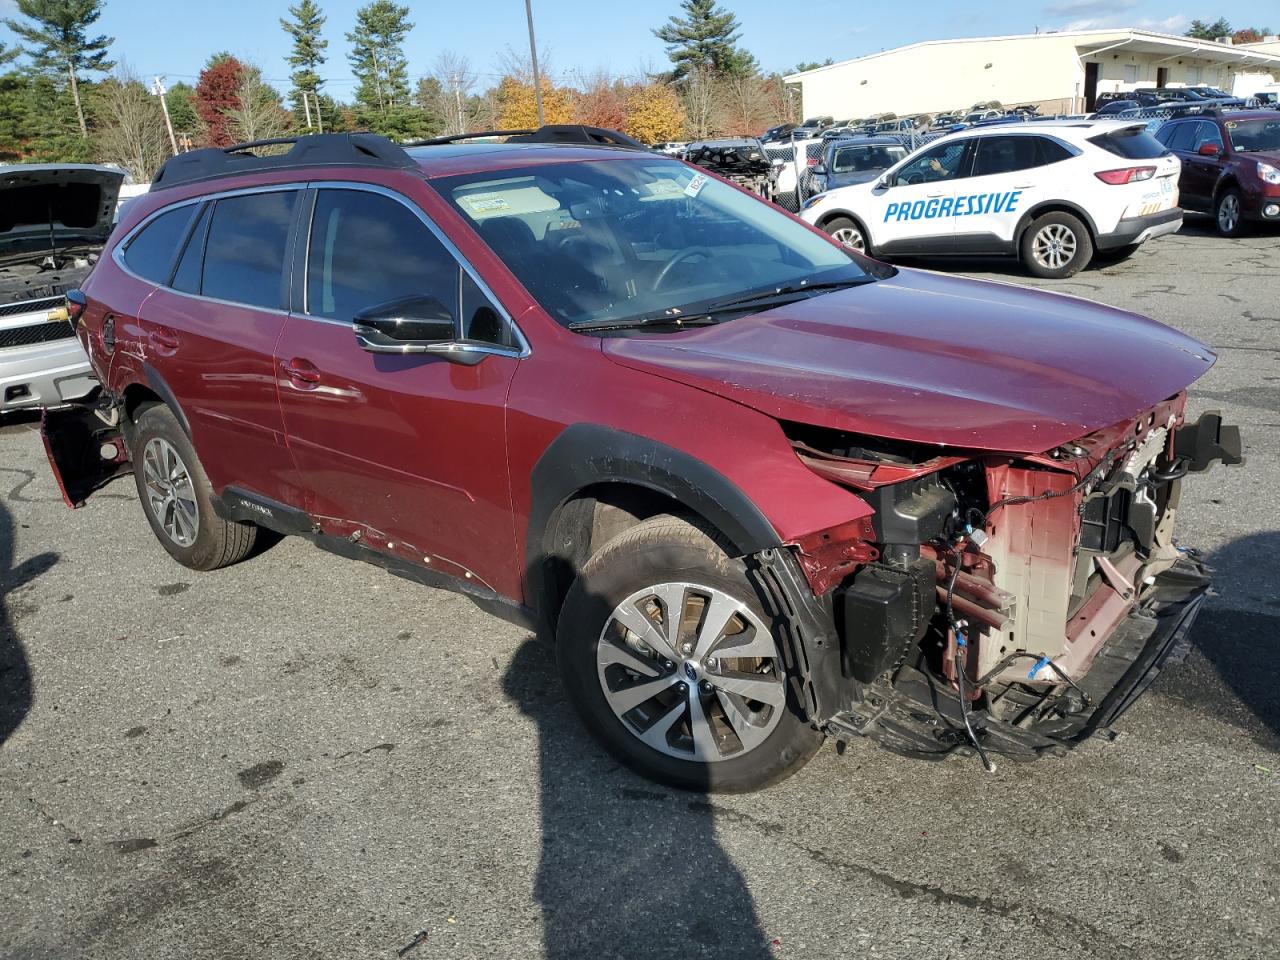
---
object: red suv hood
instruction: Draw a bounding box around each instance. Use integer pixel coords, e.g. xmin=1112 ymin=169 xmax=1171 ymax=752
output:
xmin=603 ymin=269 xmax=1216 ymax=454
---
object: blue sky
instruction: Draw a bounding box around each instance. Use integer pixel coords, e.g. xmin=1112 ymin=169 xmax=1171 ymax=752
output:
xmin=1 ymin=0 xmax=1276 ymax=96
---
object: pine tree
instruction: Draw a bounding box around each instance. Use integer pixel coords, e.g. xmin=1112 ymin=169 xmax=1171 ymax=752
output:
xmin=653 ymin=0 xmax=751 ymax=79
xmin=347 ymin=0 xmax=412 ymax=113
xmin=281 ymin=0 xmax=327 ymax=122
xmin=3 ymin=0 xmax=114 ymax=138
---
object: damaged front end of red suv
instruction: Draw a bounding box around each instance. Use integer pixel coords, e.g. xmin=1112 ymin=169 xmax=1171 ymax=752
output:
xmin=780 ymin=398 xmax=1242 ymax=764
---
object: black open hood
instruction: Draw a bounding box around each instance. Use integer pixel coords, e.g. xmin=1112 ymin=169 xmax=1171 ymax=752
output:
xmin=0 ymin=164 xmax=127 ymax=254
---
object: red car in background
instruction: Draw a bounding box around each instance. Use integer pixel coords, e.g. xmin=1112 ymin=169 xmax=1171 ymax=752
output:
xmin=1155 ymin=110 xmax=1280 ymax=235
xmin=43 ymin=128 xmax=1241 ymax=790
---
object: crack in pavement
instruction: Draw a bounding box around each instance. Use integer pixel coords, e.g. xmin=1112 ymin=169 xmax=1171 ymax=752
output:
xmin=683 ymin=797 xmax=1138 ymax=958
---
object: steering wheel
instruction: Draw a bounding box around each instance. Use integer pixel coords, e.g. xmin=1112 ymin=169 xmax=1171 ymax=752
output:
xmin=904 ymin=172 xmax=925 ymax=185
xmin=653 ymin=246 xmax=714 ymax=290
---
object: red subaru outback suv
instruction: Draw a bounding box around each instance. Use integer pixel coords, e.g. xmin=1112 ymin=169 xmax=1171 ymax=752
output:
xmin=43 ymin=128 xmax=1241 ymax=790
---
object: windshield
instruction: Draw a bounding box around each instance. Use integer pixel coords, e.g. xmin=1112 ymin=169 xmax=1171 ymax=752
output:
xmin=1225 ymin=117 xmax=1280 ymax=152
xmin=831 ymin=143 xmax=907 ymax=173
xmin=432 ymin=157 xmax=865 ymax=330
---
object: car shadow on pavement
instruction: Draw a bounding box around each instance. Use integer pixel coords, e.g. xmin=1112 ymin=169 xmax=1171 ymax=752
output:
xmin=1154 ymin=533 xmax=1280 ymax=751
xmin=503 ymin=638 xmax=775 ymax=959
xmin=0 ymin=497 xmax=57 ymax=746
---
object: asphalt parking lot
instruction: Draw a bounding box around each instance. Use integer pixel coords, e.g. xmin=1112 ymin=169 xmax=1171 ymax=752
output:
xmin=2 ymin=217 xmax=1278 ymax=960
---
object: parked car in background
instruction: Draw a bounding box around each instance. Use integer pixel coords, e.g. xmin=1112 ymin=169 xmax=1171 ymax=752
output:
xmin=1155 ymin=110 xmax=1280 ymax=236
xmin=42 ymin=129 xmax=1241 ymax=791
xmin=809 ymin=136 xmax=910 ymax=193
xmin=964 ymin=109 xmax=1002 ymax=124
xmin=760 ymin=123 xmax=798 ymax=143
xmin=869 ymin=117 xmax=921 ymax=135
xmin=1 ymin=164 xmax=124 ymax=415
xmin=801 ymin=120 xmax=1181 ymax=277
xmin=1093 ymin=99 xmax=1142 ymax=117
xmin=930 ymin=112 xmax=964 ymax=129
xmin=650 ymin=141 xmax=688 ymax=156
xmin=1185 ymin=86 xmax=1251 ymax=108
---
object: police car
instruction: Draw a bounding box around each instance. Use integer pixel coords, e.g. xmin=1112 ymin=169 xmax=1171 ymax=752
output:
xmin=799 ymin=120 xmax=1182 ymax=278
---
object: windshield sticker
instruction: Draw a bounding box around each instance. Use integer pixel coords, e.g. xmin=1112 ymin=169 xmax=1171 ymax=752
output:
xmin=884 ymin=190 xmax=1023 ymax=222
xmin=462 ymin=195 xmax=509 ymax=212
xmin=1225 ymin=121 xmax=1238 ymax=128
xmin=684 ymin=173 xmax=708 ymax=198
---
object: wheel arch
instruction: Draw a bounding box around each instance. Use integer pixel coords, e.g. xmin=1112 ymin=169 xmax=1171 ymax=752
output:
xmin=526 ymin=424 xmax=781 ymax=638
xmin=118 ymin=365 xmax=193 ymax=438
xmin=1212 ymin=175 xmax=1241 ymax=202
xmin=1014 ymin=201 xmax=1100 ymax=250
xmin=816 ymin=208 xmax=873 ymax=246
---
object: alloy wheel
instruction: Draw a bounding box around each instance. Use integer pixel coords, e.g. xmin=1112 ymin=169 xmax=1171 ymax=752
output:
xmin=595 ymin=582 xmax=786 ymax=763
xmin=1031 ymin=223 xmax=1078 ymax=271
xmin=1217 ymin=194 xmax=1240 ymax=234
xmin=831 ymin=226 xmax=865 ymax=251
xmin=142 ymin=437 xmax=199 ymax=547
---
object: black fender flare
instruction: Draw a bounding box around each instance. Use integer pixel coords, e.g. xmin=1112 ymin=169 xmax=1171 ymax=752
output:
xmin=1013 ymin=200 xmax=1100 ymax=249
xmin=140 ymin=364 xmax=194 ymax=439
xmin=525 ymin=423 xmax=781 ymax=627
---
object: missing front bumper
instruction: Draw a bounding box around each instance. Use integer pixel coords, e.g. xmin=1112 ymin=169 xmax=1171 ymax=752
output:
xmin=826 ymin=557 xmax=1210 ymax=761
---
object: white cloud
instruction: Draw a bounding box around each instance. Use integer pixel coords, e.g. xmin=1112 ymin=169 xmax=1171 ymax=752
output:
xmin=1061 ymin=13 xmax=1190 ymax=34
xmin=1046 ymin=0 xmax=1137 ymax=16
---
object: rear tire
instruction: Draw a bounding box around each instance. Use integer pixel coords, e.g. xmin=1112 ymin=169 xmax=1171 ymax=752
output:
xmin=556 ymin=516 xmax=824 ymax=793
xmin=822 ymin=215 xmax=870 ymax=255
xmin=1215 ymin=187 xmax=1244 ymax=237
xmin=1021 ymin=211 xmax=1093 ymax=279
xmin=131 ymin=405 xmax=257 ymax=571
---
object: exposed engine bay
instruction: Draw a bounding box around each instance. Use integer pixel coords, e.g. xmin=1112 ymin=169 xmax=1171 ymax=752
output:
xmin=782 ymin=397 xmax=1243 ymax=769
xmin=0 ymin=249 xmax=99 ymax=305
xmin=682 ymin=138 xmax=778 ymax=202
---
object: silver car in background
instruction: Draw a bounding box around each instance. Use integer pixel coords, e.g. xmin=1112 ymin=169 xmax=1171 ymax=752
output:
xmin=1 ymin=164 xmax=124 ymax=414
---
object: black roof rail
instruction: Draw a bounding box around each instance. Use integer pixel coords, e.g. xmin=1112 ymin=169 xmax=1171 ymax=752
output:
xmin=151 ymin=132 xmax=418 ymax=192
xmin=405 ymin=124 xmax=649 ymax=151
xmin=406 ymin=128 xmax=537 ymax=146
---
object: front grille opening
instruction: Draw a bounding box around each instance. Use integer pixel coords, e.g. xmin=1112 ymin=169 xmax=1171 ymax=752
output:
xmin=0 ymin=321 xmax=77 ymax=350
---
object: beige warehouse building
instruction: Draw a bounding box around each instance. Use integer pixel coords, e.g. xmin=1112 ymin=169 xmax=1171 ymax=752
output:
xmin=786 ymin=28 xmax=1280 ymax=120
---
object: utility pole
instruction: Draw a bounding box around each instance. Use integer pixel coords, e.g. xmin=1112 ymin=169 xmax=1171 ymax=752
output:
xmin=310 ymin=91 xmax=323 ymax=133
xmin=524 ymin=0 xmax=544 ymax=126
xmin=151 ymin=76 xmax=179 ymax=156
xmin=302 ymin=89 xmax=313 ymax=129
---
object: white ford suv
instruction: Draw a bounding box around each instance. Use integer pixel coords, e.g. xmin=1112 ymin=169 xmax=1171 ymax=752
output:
xmin=799 ymin=120 xmax=1182 ymax=278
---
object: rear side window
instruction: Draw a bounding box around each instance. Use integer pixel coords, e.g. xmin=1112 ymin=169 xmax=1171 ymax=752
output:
xmin=1035 ymin=138 xmax=1074 ymax=164
xmin=971 ymin=136 xmax=1040 ymax=176
xmin=123 ymin=206 xmax=198 ymax=283
xmin=1156 ymin=122 xmax=1195 ymax=151
xmin=171 ymin=204 xmax=211 ymax=294
xmin=306 ymin=189 xmax=458 ymax=323
xmin=202 ymin=191 xmax=298 ymax=309
xmin=1087 ymin=128 xmax=1168 ymax=159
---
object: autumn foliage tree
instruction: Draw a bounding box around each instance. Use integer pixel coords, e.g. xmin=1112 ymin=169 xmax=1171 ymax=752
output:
xmin=194 ymin=55 xmax=246 ymax=146
xmin=624 ymin=83 xmax=686 ymax=143
xmin=572 ymin=71 xmax=628 ymax=129
xmin=495 ymin=75 xmax=572 ymax=128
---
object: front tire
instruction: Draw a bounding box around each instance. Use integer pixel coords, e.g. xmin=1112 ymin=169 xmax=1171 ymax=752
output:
xmin=556 ymin=516 xmax=824 ymax=793
xmin=822 ymin=215 xmax=870 ymax=255
xmin=1021 ymin=211 xmax=1093 ymax=278
xmin=131 ymin=405 xmax=257 ymax=571
xmin=1215 ymin=187 xmax=1244 ymax=237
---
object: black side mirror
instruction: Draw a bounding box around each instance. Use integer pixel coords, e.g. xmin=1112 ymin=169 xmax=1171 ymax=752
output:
xmin=352 ymin=295 xmax=481 ymax=365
